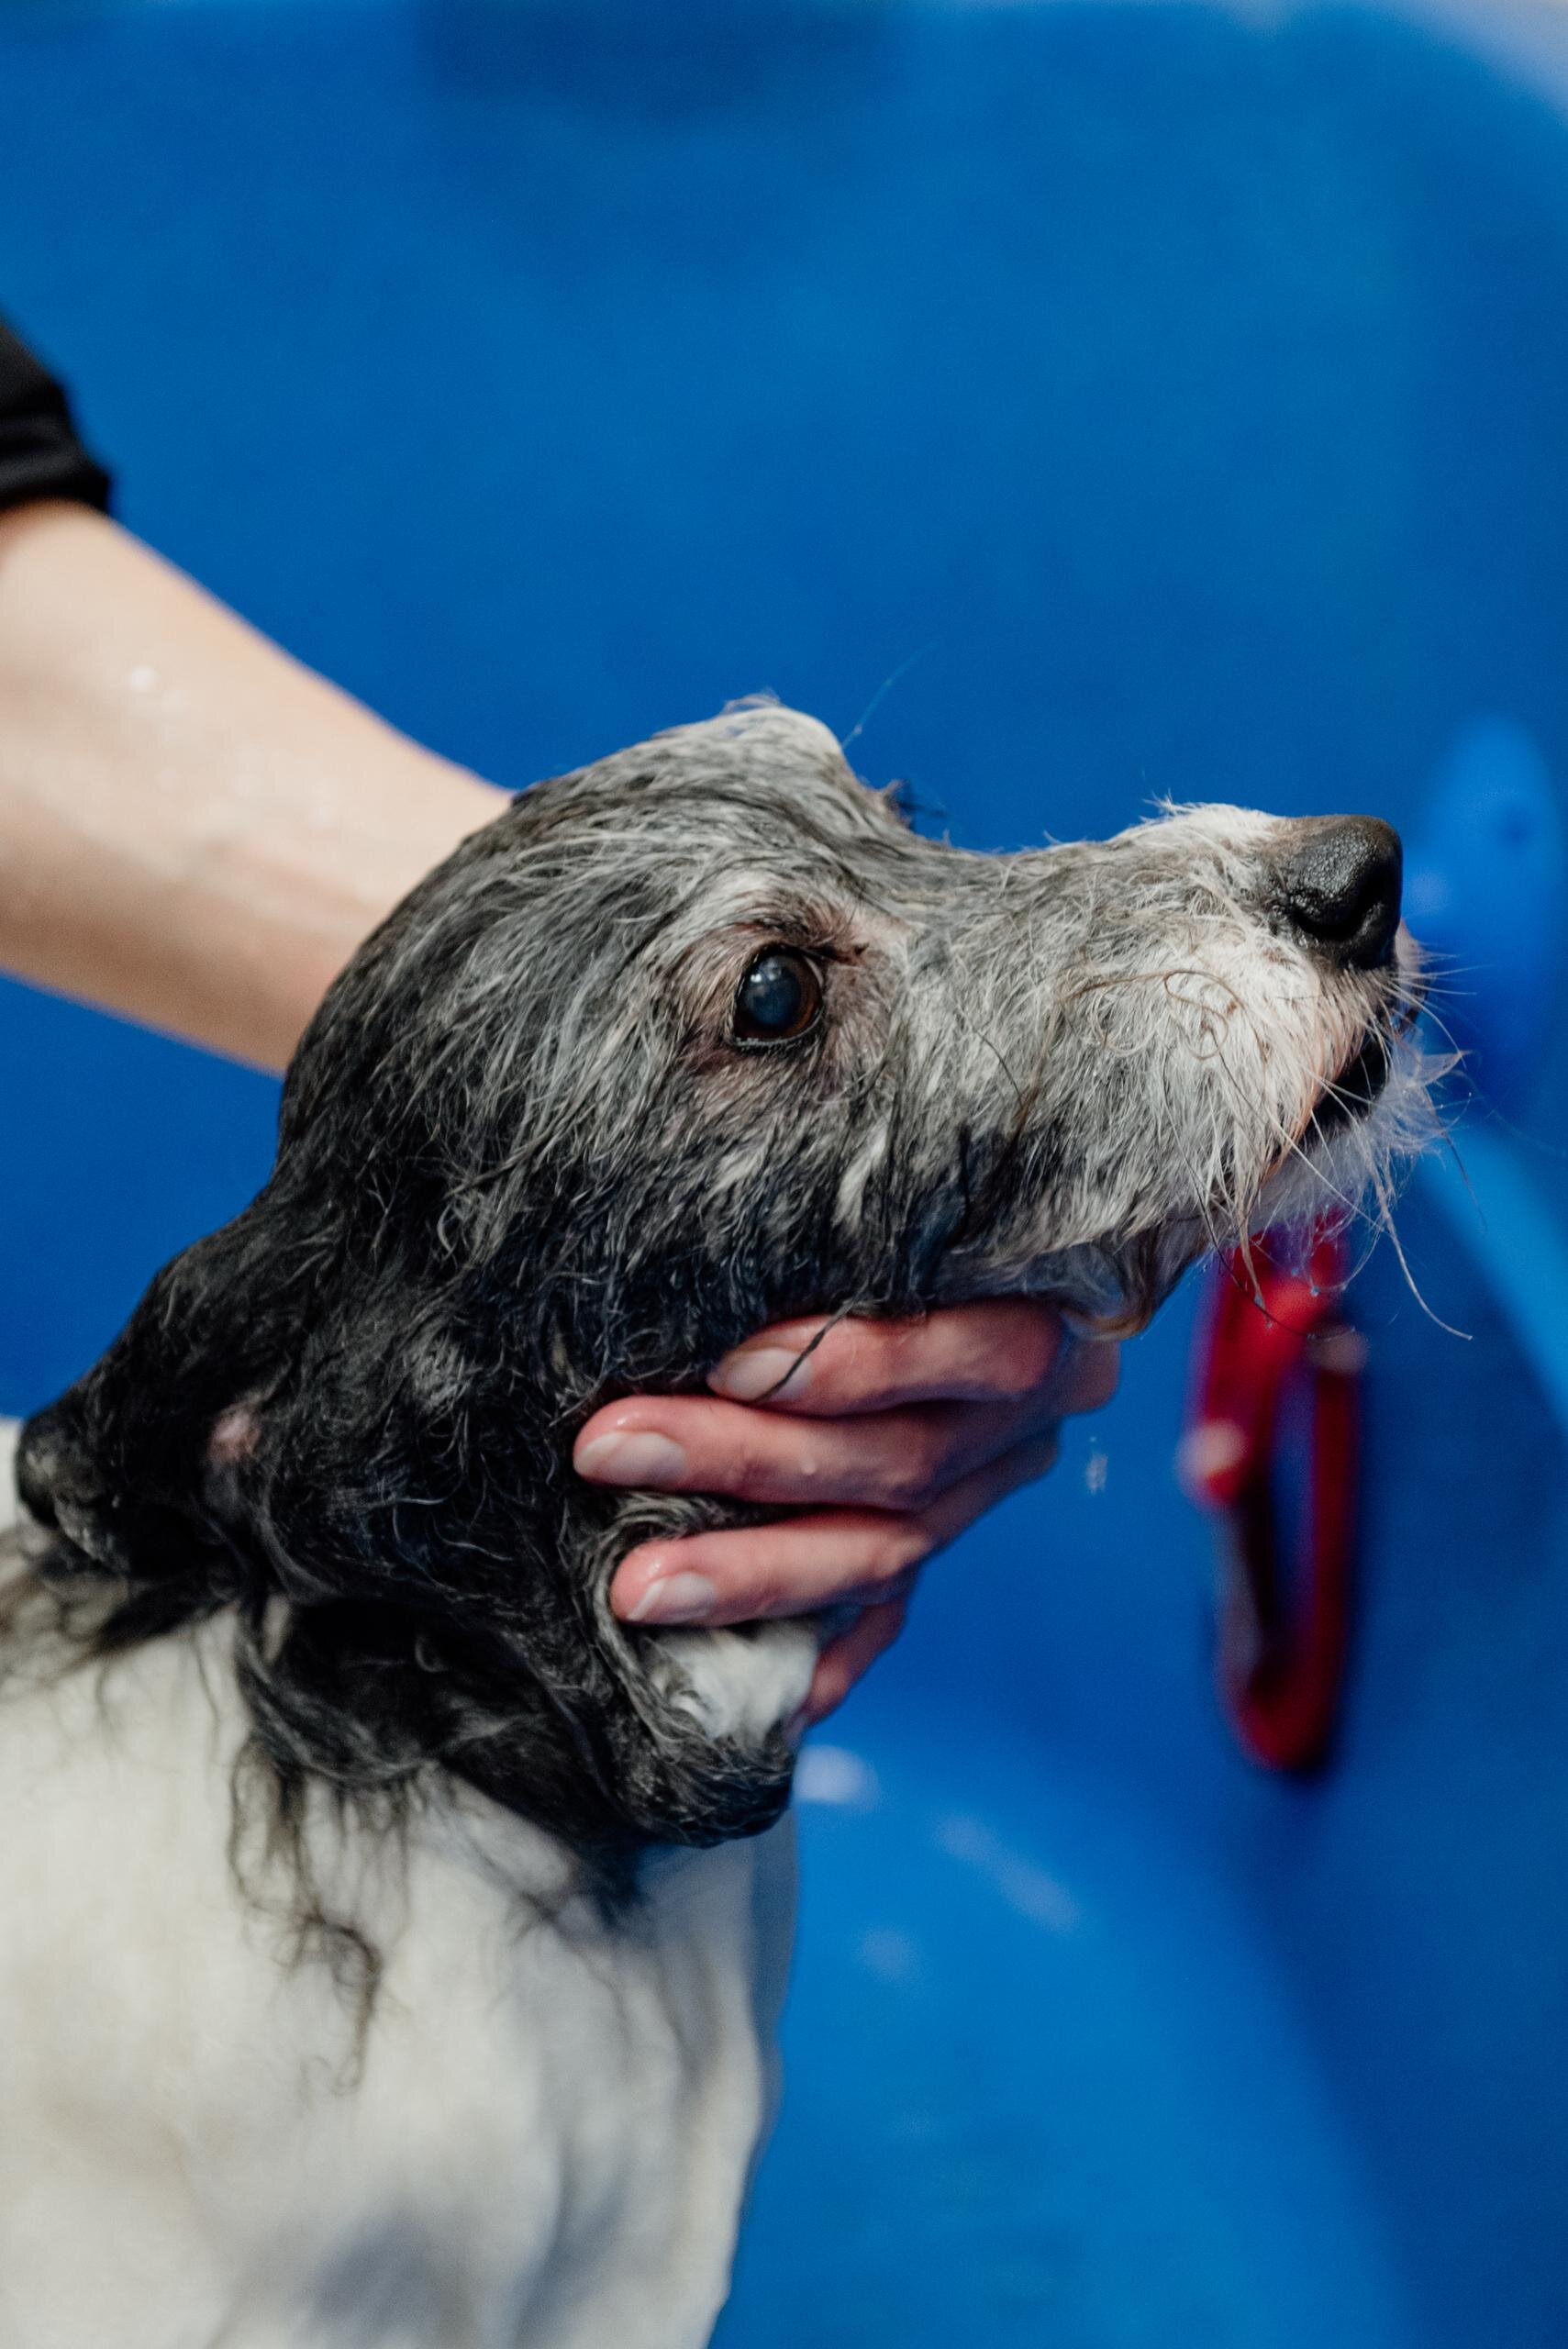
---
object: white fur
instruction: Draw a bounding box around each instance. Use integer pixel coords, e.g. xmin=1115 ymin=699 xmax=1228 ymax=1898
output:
xmin=649 ymin=1620 xmax=819 ymax=1742
xmin=0 ymin=1424 xmax=795 ymax=2349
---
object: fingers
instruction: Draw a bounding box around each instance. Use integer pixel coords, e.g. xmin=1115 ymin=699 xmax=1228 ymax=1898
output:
xmin=704 ymin=1299 xmax=1067 ymax=1415
xmin=581 ymin=1301 xmax=1118 ymax=1709
xmin=577 ymin=1389 xmax=1053 ymax=1517
xmin=609 ymin=1433 xmax=1061 ymax=1627
xmin=575 ymin=1334 xmax=1117 ymax=1515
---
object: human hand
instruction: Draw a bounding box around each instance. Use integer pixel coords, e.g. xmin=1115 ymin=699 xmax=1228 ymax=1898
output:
xmin=573 ymin=1301 xmax=1119 ymax=1729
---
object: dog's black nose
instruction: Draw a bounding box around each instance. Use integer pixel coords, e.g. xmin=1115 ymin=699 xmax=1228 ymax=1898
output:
xmin=1275 ymin=816 xmax=1403 ymax=971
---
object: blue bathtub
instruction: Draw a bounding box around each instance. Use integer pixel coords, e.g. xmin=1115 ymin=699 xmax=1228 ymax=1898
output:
xmin=3 ymin=3 xmax=1566 ymax=2339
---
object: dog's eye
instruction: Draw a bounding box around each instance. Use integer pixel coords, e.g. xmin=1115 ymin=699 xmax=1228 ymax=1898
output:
xmin=732 ymin=948 xmax=823 ymax=1046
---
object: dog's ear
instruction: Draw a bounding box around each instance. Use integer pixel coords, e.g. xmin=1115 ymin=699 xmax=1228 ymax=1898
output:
xmin=15 ymin=1160 xmax=553 ymax=1625
xmin=15 ymin=1201 xmax=325 ymax=1624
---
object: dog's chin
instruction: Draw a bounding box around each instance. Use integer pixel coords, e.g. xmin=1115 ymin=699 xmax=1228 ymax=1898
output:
xmin=642 ymin=1614 xmax=825 ymax=1746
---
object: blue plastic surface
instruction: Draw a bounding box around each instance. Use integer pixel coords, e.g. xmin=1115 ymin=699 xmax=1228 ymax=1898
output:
xmin=3 ymin=4 xmax=1568 ymax=2341
xmin=1407 ymin=718 xmax=1568 ymax=1480
xmin=1407 ymin=718 xmax=1568 ymax=1113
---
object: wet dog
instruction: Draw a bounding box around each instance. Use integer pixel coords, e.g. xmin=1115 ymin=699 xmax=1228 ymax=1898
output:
xmin=0 ymin=704 xmax=1432 ymax=2346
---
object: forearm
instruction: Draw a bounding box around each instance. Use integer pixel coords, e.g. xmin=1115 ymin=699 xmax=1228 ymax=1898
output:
xmin=0 ymin=502 xmax=505 ymax=1070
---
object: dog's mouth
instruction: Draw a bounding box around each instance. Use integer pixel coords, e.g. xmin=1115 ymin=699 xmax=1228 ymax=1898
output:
xmin=1308 ymin=1022 xmax=1394 ymax=1143
xmin=1298 ymin=928 xmax=1428 ymax=1152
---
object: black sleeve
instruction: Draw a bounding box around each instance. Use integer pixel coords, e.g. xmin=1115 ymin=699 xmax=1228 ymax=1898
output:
xmin=0 ymin=318 xmax=111 ymax=516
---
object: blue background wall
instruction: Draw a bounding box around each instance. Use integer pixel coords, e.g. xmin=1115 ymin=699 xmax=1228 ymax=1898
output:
xmin=2 ymin=4 xmax=1566 ymax=2341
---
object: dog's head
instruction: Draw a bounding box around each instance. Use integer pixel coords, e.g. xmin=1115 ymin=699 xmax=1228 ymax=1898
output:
xmin=17 ymin=705 xmax=1432 ymax=1870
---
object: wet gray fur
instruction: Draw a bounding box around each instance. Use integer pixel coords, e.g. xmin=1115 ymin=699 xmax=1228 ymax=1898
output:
xmin=10 ymin=702 xmax=1435 ymax=1932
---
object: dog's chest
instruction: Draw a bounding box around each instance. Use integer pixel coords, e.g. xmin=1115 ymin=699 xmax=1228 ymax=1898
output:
xmin=295 ymin=1809 xmax=792 ymax=2349
xmin=0 ymin=1528 xmax=794 ymax=2349
xmin=302 ymin=1804 xmax=793 ymax=2349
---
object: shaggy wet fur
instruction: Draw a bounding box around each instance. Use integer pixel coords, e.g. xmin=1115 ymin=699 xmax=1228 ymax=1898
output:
xmin=8 ymin=704 xmax=1435 ymax=1968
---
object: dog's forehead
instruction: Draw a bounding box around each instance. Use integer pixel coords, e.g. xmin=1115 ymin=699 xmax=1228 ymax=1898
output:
xmin=654 ymin=702 xmax=848 ymax=778
xmin=555 ymin=703 xmax=890 ymax=842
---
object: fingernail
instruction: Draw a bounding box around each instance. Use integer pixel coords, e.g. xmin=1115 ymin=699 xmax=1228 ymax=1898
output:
xmin=576 ymin=1431 xmax=688 ymax=1486
xmin=627 ymin=1571 xmax=719 ymax=1625
xmin=710 ymin=1345 xmax=809 ymax=1403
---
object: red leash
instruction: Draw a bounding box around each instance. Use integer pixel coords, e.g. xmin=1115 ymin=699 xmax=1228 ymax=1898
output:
xmin=1180 ymin=1229 xmax=1363 ymax=1772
